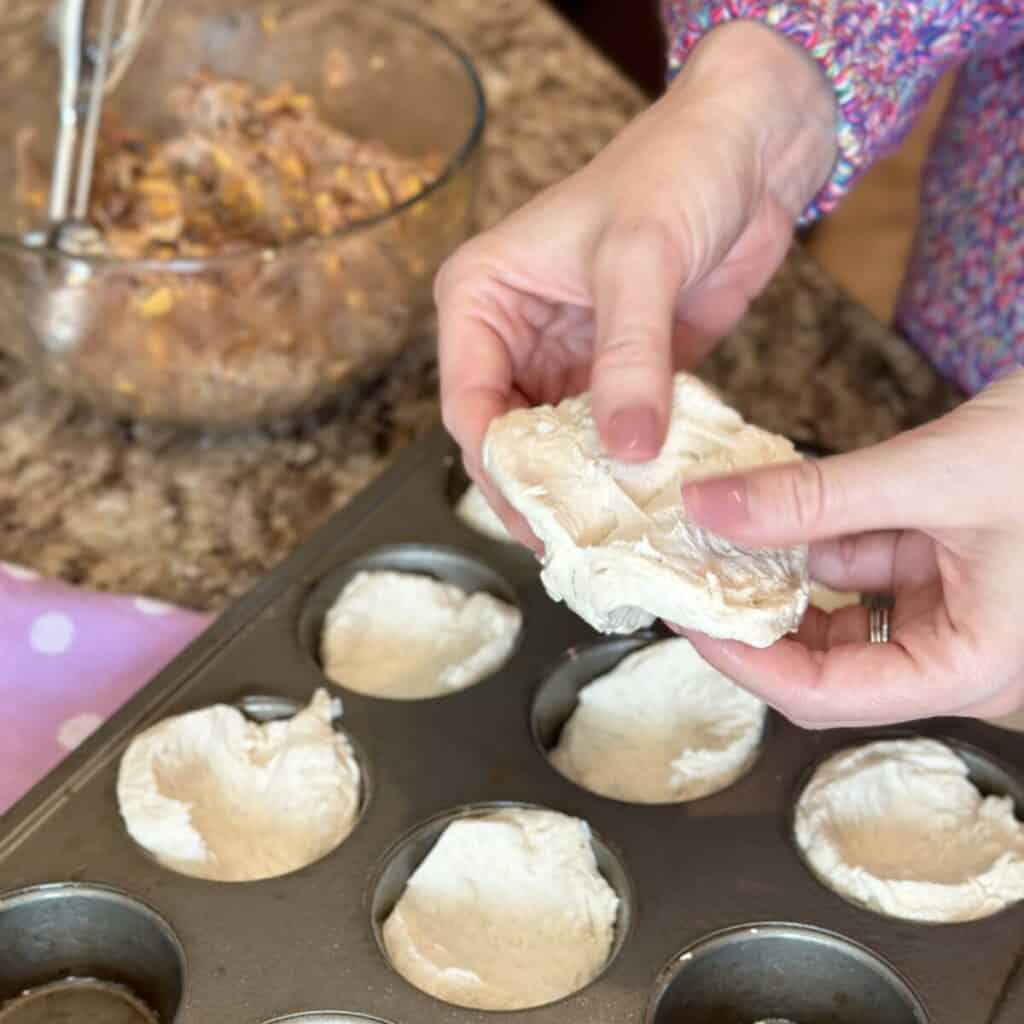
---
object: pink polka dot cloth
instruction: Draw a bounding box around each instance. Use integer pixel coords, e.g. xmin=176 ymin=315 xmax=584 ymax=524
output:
xmin=1 ymin=562 xmax=211 ymax=815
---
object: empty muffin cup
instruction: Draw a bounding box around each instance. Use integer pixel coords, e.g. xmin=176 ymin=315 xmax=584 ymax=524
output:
xmin=0 ymin=883 xmax=184 ymax=1023
xmin=790 ymin=735 xmax=1024 ymax=924
xmin=645 ymin=922 xmax=928 ymax=1024
xmin=532 ymin=634 xmax=768 ymax=804
xmin=300 ymin=544 xmax=522 ymax=700
xmin=369 ymin=802 xmax=632 ymax=1011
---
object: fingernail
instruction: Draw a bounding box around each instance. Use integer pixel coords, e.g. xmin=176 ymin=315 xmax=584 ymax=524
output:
xmin=606 ymin=406 xmax=660 ymax=461
xmin=682 ymin=475 xmax=749 ymax=530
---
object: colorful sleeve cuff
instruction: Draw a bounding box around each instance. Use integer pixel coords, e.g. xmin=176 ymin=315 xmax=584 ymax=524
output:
xmin=662 ymin=0 xmax=1024 ymax=224
xmin=664 ymin=2 xmax=855 ymax=221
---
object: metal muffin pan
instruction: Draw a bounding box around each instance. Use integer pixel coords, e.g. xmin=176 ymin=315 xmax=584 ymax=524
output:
xmin=645 ymin=922 xmax=929 ymax=1024
xmin=0 ymin=882 xmax=185 ymax=1023
xmin=2 ymin=423 xmax=1024 ymax=1024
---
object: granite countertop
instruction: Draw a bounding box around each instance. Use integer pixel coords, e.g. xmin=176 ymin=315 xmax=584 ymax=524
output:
xmin=0 ymin=0 xmax=960 ymax=613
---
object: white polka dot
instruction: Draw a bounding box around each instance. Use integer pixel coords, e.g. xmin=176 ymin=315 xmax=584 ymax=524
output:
xmin=57 ymin=712 xmax=104 ymax=751
xmin=1 ymin=561 xmax=40 ymax=581
xmin=29 ymin=612 xmax=76 ymax=654
xmin=133 ymin=597 xmax=173 ymax=616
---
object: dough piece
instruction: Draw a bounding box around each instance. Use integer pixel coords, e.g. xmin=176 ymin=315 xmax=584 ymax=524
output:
xmin=382 ymin=808 xmax=619 ymax=1010
xmin=550 ymin=638 xmax=766 ymax=803
xmin=320 ymin=571 xmax=521 ymax=699
xmin=794 ymin=738 xmax=1024 ymax=922
xmin=809 ymin=583 xmax=860 ymax=612
xmin=117 ymin=688 xmax=360 ymax=882
xmin=483 ymin=372 xmax=808 ymax=646
xmin=456 ymin=483 xmax=513 ymax=543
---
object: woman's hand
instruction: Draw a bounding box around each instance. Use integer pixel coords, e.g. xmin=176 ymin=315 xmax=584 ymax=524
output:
xmin=679 ymin=369 xmax=1024 ymax=727
xmin=436 ymin=22 xmax=837 ymax=546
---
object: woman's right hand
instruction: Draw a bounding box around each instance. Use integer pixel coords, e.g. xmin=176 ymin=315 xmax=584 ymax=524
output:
xmin=436 ymin=21 xmax=838 ymax=545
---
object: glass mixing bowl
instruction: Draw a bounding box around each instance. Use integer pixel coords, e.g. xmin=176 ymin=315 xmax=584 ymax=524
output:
xmin=0 ymin=0 xmax=484 ymax=427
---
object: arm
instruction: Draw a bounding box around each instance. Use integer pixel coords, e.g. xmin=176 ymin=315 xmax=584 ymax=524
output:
xmin=662 ymin=0 xmax=1024 ymax=217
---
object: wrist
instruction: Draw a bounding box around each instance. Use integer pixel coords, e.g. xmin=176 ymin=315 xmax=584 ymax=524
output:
xmin=673 ymin=21 xmax=839 ymax=220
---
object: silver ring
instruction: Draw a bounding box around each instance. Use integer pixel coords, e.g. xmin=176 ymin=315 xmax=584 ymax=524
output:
xmin=868 ymin=604 xmax=891 ymax=644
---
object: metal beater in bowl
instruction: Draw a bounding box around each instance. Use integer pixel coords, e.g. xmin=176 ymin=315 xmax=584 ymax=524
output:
xmin=26 ymin=0 xmax=165 ymax=257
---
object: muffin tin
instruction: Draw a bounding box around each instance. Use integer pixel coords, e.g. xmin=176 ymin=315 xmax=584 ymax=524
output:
xmin=2 ymin=423 xmax=1024 ymax=1024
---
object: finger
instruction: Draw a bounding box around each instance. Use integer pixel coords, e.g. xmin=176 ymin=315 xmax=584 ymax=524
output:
xmin=677 ymin=199 xmax=794 ymax=341
xmin=681 ymin=426 xmax=969 ymax=546
xmin=807 ymin=531 xmax=901 ymax=592
xmin=670 ymin=606 xmax=873 ymax=652
xmin=794 ymin=604 xmax=872 ymax=651
xmin=437 ymin=275 xmax=517 ymax=468
xmin=809 ymin=529 xmax=939 ymax=593
xmin=462 ymin=453 xmax=543 ymax=555
xmin=681 ymin=629 xmax=941 ymax=728
xmin=679 ymin=598 xmax=966 ymax=733
xmin=589 ymin=219 xmax=685 ymax=462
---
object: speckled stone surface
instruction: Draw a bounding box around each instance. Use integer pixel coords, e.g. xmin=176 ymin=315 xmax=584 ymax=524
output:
xmin=0 ymin=0 xmax=959 ymax=612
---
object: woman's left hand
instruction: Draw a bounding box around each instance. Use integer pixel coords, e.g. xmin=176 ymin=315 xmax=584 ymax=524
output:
xmin=678 ymin=368 xmax=1024 ymax=728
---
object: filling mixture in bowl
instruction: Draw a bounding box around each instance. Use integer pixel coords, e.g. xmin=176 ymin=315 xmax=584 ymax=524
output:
xmin=320 ymin=570 xmax=521 ymax=699
xmin=483 ymin=371 xmax=809 ymax=646
xmin=117 ymin=688 xmax=362 ymax=882
xmin=794 ymin=737 xmax=1024 ymax=922
xmin=6 ymin=47 xmax=472 ymax=425
xmin=16 ymin=70 xmax=442 ymax=257
xmin=550 ymin=637 xmax=766 ymax=803
xmin=381 ymin=808 xmax=619 ymax=1011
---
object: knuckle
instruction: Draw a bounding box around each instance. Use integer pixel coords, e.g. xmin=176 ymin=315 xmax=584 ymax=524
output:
xmin=595 ymin=332 xmax=655 ymax=372
xmin=778 ymin=680 xmax=834 ymax=730
xmin=594 ymin=214 xmax=681 ymax=277
xmin=432 ymin=251 xmax=462 ymax=303
xmin=787 ymin=706 xmax=831 ymax=730
xmin=781 ymin=460 xmax=831 ymax=532
xmin=433 ymin=237 xmax=490 ymax=304
xmin=440 ymin=399 xmax=460 ymax=438
xmin=834 ymin=533 xmax=861 ymax=576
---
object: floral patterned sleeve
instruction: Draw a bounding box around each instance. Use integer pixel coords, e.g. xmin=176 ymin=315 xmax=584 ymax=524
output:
xmin=661 ymin=0 xmax=1024 ymax=221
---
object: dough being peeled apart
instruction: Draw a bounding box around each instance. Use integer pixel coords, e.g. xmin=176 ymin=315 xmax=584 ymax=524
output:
xmin=483 ymin=372 xmax=809 ymax=646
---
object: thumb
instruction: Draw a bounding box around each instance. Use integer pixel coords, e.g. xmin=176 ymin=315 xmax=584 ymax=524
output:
xmin=589 ymin=220 xmax=686 ymax=462
xmin=680 ymin=428 xmax=966 ymax=546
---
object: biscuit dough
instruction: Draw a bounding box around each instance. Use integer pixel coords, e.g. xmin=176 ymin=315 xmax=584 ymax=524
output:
xmin=484 ymin=372 xmax=808 ymax=646
xmin=550 ymin=638 xmax=766 ymax=803
xmin=382 ymin=808 xmax=619 ymax=1010
xmin=320 ymin=570 xmax=521 ymax=699
xmin=117 ymin=688 xmax=360 ymax=882
xmin=794 ymin=738 xmax=1024 ymax=922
